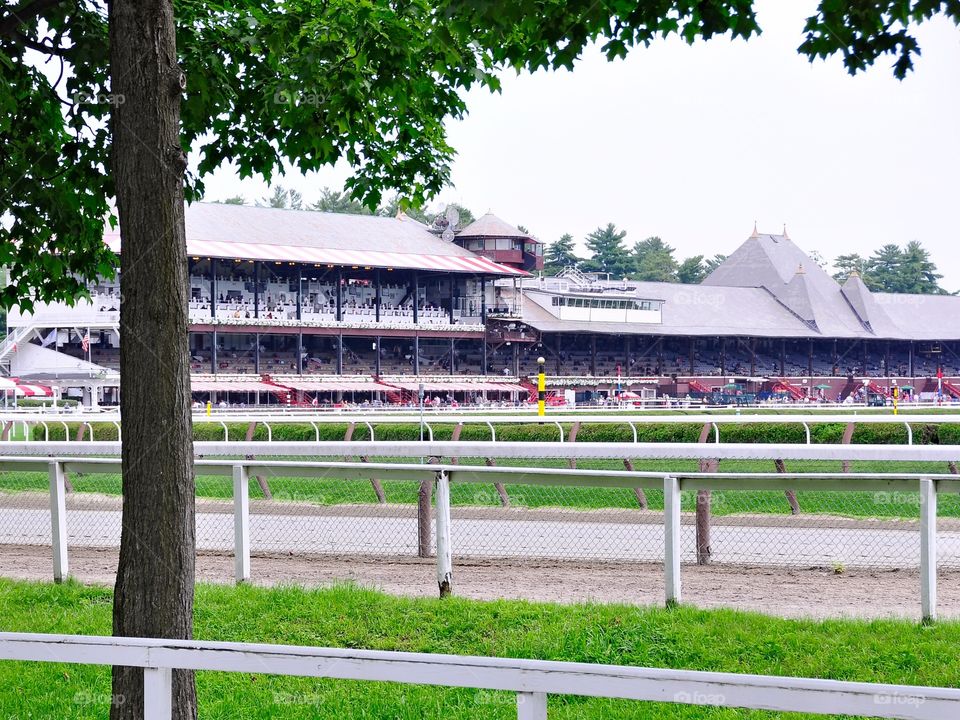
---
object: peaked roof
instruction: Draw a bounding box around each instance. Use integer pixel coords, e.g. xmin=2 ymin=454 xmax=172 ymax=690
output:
xmin=703 ymin=232 xmax=873 ymax=336
xmin=457 ymin=212 xmax=530 ymax=239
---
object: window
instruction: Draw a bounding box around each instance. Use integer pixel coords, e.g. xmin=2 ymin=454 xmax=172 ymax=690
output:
xmin=495 ymin=238 xmax=513 ymax=251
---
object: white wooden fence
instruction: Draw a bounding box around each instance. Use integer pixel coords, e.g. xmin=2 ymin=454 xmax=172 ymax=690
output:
xmin=0 ymin=632 xmax=958 ymax=719
xmin=6 ymin=443 xmax=957 ymax=622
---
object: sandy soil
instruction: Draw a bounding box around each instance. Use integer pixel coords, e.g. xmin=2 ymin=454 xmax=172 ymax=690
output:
xmin=2 ymin=545 xmax=957 ymax=621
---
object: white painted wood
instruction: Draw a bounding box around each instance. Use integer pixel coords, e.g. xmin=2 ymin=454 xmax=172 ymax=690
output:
xmin=434 ymin=470 xmax=453 ymax=597
xmin=919 ymin=477 xmax=937 ymax=623
xmin=233 ymin=464 xmax=250 ymax=583
xmin=1 ymin=632 xmax=959 ymax=719
xmin=48 ymin=461 xmax=68 ymax=583
xmin=143 ymin=666 xmax=172 ymax=720
xmin=663 ymin=475 xmax=681 ymax=607
xmin=517 ymin=691 xmax=547 ymax=719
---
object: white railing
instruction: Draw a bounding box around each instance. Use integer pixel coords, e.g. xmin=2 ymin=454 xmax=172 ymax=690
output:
xmin=4 ymin=411 xmax=960 ymax=445
xmin=0 ymin=632 xmax=957 ymax=720
xmin=8 ymin=447 xmax=959 ymax=622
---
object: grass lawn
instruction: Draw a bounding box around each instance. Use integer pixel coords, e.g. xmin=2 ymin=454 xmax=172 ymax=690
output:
xmin=2 ymin=457 xmax=958 ymax=520
xmin=1 ymin=578 xmax=959 ymax=718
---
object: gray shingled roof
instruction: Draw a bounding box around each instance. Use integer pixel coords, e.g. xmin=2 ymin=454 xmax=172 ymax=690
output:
xmin=182 ymin=202 xmax=478 ymax=257
xmin=457 ymin=212 xmax=529 ymax=239
xmin=519 ymin=231 xmax=960 ymax=341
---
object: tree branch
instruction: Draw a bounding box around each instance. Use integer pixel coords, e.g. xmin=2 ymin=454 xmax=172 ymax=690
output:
xmin=14 ymin=29 xmax=69 ymax=56
xmin=0 ymin=0 xmax=66 ymax=38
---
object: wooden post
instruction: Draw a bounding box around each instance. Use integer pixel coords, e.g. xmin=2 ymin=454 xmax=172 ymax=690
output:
xmin=695 ymin=423 xmax=716 ymax=565
xmin=517 ymin=692 xmax=547 ymax=720
xmin=623 ymin=459 xmax=648 ymax=509
xmin=143 ymin=667 xmax=173 ymax=720
xmin=567 ymin=421 xmax=581 ymax=469
xmin=841 ymin=422 xmax=856 ymax=473
xmin=484 ymin=457 xmax=510 ymax=507
xmin=663 ymin=475 xmax=681 ymax=607
xmin=244 ymin=421 xmax=272 ymax=499
xmin=775 ymin=459 xmax=801 ymax=515
xmin=48 ymin=461 xmax=68 ymax=583
xmin=232 ymin=464 xmax=250 ymax=583
xmin=435 ymin=470 xmax=453 ymax=597
xmin=920 ymin=477 xmax=937 ymax=623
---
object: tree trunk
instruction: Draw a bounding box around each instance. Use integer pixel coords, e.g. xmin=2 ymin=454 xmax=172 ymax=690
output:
xmin=109 ymin=0 xmax=196 ymax=717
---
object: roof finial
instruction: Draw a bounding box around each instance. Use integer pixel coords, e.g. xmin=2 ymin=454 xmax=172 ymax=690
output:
xmin=782 ymin=223 xmax=789 ymax=239
xmin=750 ymin=221 xmax=759 ymax=238
xmin=796 ymin=263 xmax=805 ymax=275
xmin=849 ymin=269 xmax=861 ymax=278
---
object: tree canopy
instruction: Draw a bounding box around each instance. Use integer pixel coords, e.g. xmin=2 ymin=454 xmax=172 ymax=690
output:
xmin=544 ymin=233 xmax=579 ymax=274
xmin=3 ymin=0 xmax=958 ymax=310
xmin=837 ymin=241 xmax=947 ymax=294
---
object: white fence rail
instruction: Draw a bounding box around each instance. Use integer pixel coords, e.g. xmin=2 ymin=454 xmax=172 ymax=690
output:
xmin=3 ymin=411 xmax=960 ymax=445
xmin=3 ymin=451 xmax=957 ymax=622
xmin=1 ymin=632 xmax=958 ymax=720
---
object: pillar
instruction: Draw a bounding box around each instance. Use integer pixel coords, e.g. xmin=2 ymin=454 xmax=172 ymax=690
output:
xmin=590 ymin=335 xmax=597 ymax=376
xmin=254 ymin=332 xmax=260 ymax=374
xmin=375 ymin=336 xmax=381 ymax=376
xmin=449 ymin=337 xmax=455 ymax=375
xmin=335 ymin=268 xmax=343 ymax=322
xmin=808 ymin=338 xmax=814 ymax=377
xmin=449 ymin=274 xmax=456 ymax=324
xmin=210 ymin=257 xmax=217 ymax=318
xmin=780 ymin=339 xmax=786 ymax=377
xmin=412 ymin=271 xmax=420 ymax=324
xmin=336 ymin=334 xmax=343 ymax=374
xmin=375 ymin=268 xmax=382 ymax=323
xmin=414 ymin=335 xmax=420 ymax=375
xmin=253 ymin=261 xmax=260 ymax=318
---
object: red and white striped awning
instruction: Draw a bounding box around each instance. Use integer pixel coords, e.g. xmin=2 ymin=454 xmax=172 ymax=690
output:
xmin=274 ymin=379 xmax=394 ymax=393
xmin=104 ymin=236 xmax=527 ymax=277
xmin=388 ymin=380 xmax=526 ymax=393
xmin=13 ymin=382 xmax=54 ymax=397
xmin=190 ymin=378 xmax=279 ymax=393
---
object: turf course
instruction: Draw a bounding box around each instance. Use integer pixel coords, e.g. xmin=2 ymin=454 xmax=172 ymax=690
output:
xmin=0 ymin=579 xmax=958 ymax=719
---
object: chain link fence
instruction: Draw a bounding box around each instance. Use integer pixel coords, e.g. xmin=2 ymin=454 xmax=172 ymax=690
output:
xmin=2 ymin=456 xmax=958 ymax=574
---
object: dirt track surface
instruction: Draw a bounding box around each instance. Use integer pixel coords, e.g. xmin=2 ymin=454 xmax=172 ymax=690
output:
xmin=2 ymin=545 xmax=958 ymax=621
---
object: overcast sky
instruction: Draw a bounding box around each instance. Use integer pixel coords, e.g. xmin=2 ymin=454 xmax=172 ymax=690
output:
xmin=200 ymin=1 xmax=960 ymax=288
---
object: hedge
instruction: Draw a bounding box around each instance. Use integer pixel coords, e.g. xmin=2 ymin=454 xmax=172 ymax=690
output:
xmin=27 ymin=420 xmax=960 ymax=445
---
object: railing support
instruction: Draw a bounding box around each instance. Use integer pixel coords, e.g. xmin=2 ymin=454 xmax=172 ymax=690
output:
xmin=143 ymin=666 xmax=173 ymax=720
xmin=48 ymin=461 xmax=68 ymax=583
xmin=920 ymin=476 xmax=937 ymax=624
xmin=233 ymin=464 xmax=251 ymax=583
xmin=435 ymin=470 xmax=453 ymax=598
xmin=663 ymin=475 xmax=681 ymax=607
xmin=517 ymin=691 xmax=547 ymax=720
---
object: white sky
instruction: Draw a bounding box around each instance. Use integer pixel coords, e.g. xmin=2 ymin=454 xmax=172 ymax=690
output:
xmin=200 ymin=1 xmax=960 ymax=288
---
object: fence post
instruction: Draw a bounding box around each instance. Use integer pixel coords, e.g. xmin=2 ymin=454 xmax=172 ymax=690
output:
xmin=142 ymin=667 xmax=173 ymax=720
xmin=435 ymin=470 xmax=453 ymax=597
xmin=48 ymin=460 xmax=68 ymax=583
xmin=517 ymin=691 xmax=547 ymax=720
xmin=664 ymin=475 xmax=681 ymax=607
xmin=919 ymin=476 xmax=937 ymax=624
xmin=233 ymin=464 xmax=251 ymax=583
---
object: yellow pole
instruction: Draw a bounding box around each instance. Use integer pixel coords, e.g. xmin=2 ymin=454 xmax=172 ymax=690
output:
xmin=892 ymin=385 xmax=899 ymax=416
xmin=206 ymin=400 xmax=212 ymax=417
xmin=537 ymin=356 xmax=546 ymax=417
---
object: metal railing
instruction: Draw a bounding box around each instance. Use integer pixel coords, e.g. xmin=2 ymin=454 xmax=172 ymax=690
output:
xmin=4 ymin=447 xmax=958 ymax=622
xmin=1 ymin=632 xmax=957 ymax=720
xmin=3 ymin=411 xmax=960 ymax=445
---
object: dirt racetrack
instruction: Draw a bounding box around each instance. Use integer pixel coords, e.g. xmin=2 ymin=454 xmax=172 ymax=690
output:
xmin=2 ymin=545 xmax=957 ymax=621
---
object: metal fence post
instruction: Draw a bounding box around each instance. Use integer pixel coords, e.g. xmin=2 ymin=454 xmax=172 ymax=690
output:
xmin=142 ymin=667 xmax=173 ymax=720
xmin=664 ymin=475 xmax=681 ymax=607
xmin=920 ymin=476 xmax=937 ymax=623
xmin=435 ymin=470 xmax=453 ymax=597
xmin=48 ymin=461 xmax=68 ymax=583
xmin=233 ymin=464 xmax=251 ymax=583
xmin=517 ymin=691 xmax=547 ymax=720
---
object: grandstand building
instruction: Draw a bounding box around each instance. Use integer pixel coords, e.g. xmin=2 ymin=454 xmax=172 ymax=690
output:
xmin=3 ymin=206 xmax=959 ymax=406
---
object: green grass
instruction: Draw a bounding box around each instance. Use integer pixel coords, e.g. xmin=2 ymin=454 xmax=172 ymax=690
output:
xmin=2 ymin=457 xmax=958 ymax=520
xmin=1 ymin=578 xmax=958 ymax=718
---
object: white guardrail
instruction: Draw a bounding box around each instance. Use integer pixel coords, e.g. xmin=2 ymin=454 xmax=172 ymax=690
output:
xmin=1 ymin=632 xmax=958 ymax=720
xmin=10 ymin=444 xmax=960 ymax=622
xmin=3 ymin=412 xmax=960 ymax=444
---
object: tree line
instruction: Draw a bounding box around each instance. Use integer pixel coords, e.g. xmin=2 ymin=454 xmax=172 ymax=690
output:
xmin=544 ymin=224 xmax=726 ymax=284
xmin=544 ymin=226 xmax=950 ymax=294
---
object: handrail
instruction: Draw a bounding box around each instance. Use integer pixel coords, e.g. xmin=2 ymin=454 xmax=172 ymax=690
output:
xmin=1 ymin=632 xmax=956 ymax=720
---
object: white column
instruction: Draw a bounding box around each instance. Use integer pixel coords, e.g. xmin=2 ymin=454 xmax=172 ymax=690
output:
xmin=435 ymin=470 xmax=453 ymax=597
xmin=517 ymin=691 xmax=547 ymax=720
xmin=920 ymin=477 xmax=937 ymax=623
xmin=143 ymin=667 xmax=173 ymax=720
xmin=233 ymin=464 xmax=251 ymax=583
xmin=48 ymin=461 xmax=68 ymax=583
xmin=664 ymin=475 xmax=681 ymax=607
